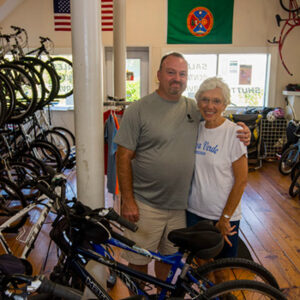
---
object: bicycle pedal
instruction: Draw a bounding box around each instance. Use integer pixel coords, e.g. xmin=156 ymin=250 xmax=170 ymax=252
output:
xmin=106 ymin=272 xmax=117 ymax=289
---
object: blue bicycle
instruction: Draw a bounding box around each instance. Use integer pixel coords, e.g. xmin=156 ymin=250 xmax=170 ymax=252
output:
xmin=48 ymin=201 xmax=285 ymax=299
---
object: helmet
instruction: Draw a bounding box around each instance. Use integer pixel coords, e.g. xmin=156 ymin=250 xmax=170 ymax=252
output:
xmin=267 ymin=111 xmax=276 ymax=122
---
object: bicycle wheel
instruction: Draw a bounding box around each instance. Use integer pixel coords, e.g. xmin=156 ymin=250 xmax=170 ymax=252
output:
xmin=0 ymin=177 xmax=27 ymax=232
xmin=203 ymin=279 xmax=286 ymax=299
xmin=36 ymin=130 xmax=71 ymax=167
xmin=280 ymin=0 xmax=300 ymax=12
xmin=0 ymin=72 xmax=15 ymax=126
xmin=0 ymin=64 xmax=38 ymax=123
xmin=52 ymin=126 xmax=75 ymax=147
xmin=28 ymin=140 xmax=63 ymax=172
xmin=47 ymin=57 xmax=73 ymax=99
xmin=21 ymin=56 xmax=60 ymax=107
xmin=193 ymin=257 xmax=279 ymax=289
xmin=278 ymin=145 xmax=299 ymax=175
xmin=0 ymin=161 xmax=41 ymax=201
xmin=291 ymin=161 xmax=300 ymax=181
xmin=289 ymin=169 xmax=300 ymax=197
xmin=11 ymin=60 xmax=46 ymax=112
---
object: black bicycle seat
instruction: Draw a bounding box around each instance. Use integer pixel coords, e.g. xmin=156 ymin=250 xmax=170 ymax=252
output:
xmin=168 ymin=221 xmax=224 ymax=259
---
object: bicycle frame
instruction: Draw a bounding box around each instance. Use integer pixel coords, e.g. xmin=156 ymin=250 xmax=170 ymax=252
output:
xmin=60 ymin=243 xmax=203 ymax=300
xmin=268 ymin=0 xmax=300 ymax=75
xmin=0 ymin=197 xmax=54 ymax=259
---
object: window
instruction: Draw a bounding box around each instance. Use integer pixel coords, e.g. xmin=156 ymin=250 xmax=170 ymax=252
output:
xmin=183 ymin=53 xmax=270 ymax=107
xmin=105 ymin=47 xmax=149 ymax=101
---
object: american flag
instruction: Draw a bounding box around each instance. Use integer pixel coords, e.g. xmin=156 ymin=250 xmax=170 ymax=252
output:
xmin=53 ymin=0 xmax=113 ymax=32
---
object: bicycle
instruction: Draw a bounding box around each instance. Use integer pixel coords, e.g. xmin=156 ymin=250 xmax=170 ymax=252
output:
xmin=279 ymin=122 xmax=300 ymax=175
xmin=0 ymin=173 xmax=67 ymax=259
xmin=0 ymin=253 xmax=82 ymax=299
xmin=48 ymin=201 xmax=286 ymax=299
xmin=268 ymin=0 xmax=300 ymax=76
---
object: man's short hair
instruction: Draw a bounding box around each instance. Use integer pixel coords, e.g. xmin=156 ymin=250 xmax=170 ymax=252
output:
xmin=159 ymin=52 xmax=187 ymax=70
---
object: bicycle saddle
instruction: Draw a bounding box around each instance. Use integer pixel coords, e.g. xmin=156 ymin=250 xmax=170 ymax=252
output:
xmin=168 ymin=221 xmax=224 ymax=259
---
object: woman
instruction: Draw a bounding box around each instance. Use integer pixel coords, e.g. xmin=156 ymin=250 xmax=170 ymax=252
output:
xmin=187 ymin=77 xmax=248 ymax=260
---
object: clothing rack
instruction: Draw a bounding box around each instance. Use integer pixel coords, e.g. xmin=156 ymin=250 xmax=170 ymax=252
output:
xmin=103 ymin=101 xmax=134 ymax=106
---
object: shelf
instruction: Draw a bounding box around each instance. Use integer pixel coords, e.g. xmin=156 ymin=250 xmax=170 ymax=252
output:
xmin=282 ymin=91 xmax=300 ymax=96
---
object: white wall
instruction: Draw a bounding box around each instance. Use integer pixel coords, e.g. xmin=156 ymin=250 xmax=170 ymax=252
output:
xmin=1 ymin=0 xmax=299 ymax=131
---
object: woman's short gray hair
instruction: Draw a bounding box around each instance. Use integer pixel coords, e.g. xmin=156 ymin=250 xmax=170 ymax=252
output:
xmin=195 ymin=77 xmax=231 ymax=106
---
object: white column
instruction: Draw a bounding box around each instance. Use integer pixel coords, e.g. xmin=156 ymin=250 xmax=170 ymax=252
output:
xmin=71 ymin=0 xmax=104 ymax=209
xmin=113 ymin=0 xmax=126 ymax=99
xmin=71 ymin=1 xmax=107 ymax=297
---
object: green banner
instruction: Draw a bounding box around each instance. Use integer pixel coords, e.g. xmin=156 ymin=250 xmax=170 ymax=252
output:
xmin=167 ymin=0 xmax=234 ymax=44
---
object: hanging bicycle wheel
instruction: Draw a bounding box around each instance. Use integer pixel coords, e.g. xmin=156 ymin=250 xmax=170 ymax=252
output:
xmin=47 ymin=57 xmax=73 ymax=99
xmin=0 ymin=72 xmax=15 ymax=126
xmin=0 ymin=63 xmax=38 ymax=123
xmin=202 ymin=280 xmax=287 ymax=299
xmin=0 ymin=177 xmax=28 ymax=233
xmin=12 ymin=60 xmax=46 ymax=112
xmin=280 ymin=0 xmax=300 ymax=12
xmin=21 ymin=56 xmax=60 ymax=108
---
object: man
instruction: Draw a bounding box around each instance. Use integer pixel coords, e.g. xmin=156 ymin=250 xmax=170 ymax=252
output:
xmin=114 ymin=52 xmax=250 ymax=279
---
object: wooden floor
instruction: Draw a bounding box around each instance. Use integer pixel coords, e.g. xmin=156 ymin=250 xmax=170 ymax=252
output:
xmin=0 ymin=161 xmax=299 ymax=299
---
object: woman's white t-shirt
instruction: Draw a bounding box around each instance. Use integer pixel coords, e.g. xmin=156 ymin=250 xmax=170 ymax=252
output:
xmin=188 ymin=119 xmax=247 ymax=221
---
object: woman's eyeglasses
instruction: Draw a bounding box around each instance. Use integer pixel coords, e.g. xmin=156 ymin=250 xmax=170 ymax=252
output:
xmin=199 ymin=97 xmax=223 ymax=106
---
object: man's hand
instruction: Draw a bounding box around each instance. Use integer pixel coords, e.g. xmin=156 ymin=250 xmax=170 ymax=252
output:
xmin=236 ymin=122 xmax=251 ymax=146
xmin=121 ymin=198 xmax=139 ymax=223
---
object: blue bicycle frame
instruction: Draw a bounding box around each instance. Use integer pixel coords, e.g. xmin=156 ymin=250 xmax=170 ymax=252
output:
xmin=92 ymin=238 xmax=205 ymax=299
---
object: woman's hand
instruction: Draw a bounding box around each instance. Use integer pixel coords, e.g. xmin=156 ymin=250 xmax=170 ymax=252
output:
xmin=236 ymin=122 xmax=251 ymax=146
xmin=216 ymin=218 xmax=237 ymax=247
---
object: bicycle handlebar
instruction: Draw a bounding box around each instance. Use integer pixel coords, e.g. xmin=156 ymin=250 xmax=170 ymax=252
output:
xmin=104 ymin=207 xmax=138 ymax=232
xmin=2 ymin=274 xmax=82 ymax=300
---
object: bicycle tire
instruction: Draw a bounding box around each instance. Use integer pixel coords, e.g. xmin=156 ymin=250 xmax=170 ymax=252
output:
xmin=289 ymin=169 xmax=300 ymax=197
xmin=0 ymin=177 xmax=28 ymax=232
xmin=52 ymin=126 xmax=75 ymax=146
xmin=202 ymin=279 xmax=286 ymax=299
xmin=11 ymin=60 xmax=46 ymax=112
xmin=291 ymin=161 xmax=300 ymax=181
xmin=36 ymin=130 xmax=71 ymax=167
xmin=28 ymin=140 xmax=63 ymax=172
xmin=0 ymin=72 xmax=15 ymax=126
xmin=0 ymin=161 xmax=41 ymax=201
xmin=280 ymin=0 xmax=300 ymax=12
xmin=46 ymin=57 xmax=73 ymax=99
xmin=278 ymin=145 xmax=299 ymax=175
xmin=0 ymin=63 xmax=38 ymax=123
xmin=21 ymin=56 xmax=60 ymax=108
xmin=193 ymin=257 xmax=279 ymax=289
xmin=16 ymin=154 xmax=50 ymax=179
